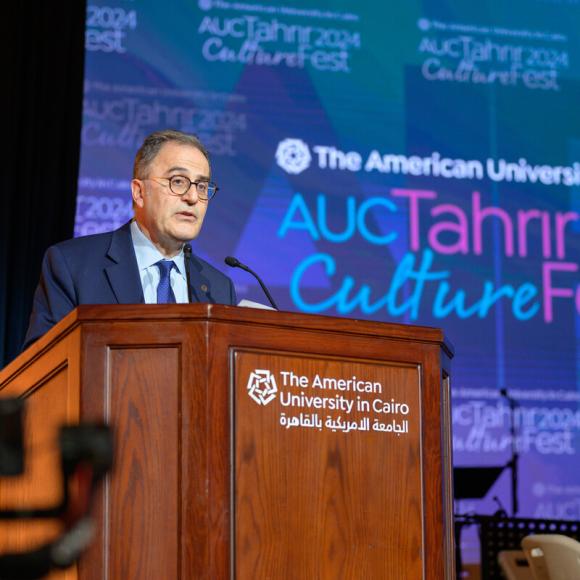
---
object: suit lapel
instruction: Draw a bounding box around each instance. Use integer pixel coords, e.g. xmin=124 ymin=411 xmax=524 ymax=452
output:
xmin=104 ymin=223 xmax=145 ymax=304
xmin=188 ymin=253 xmax=213 ymax=303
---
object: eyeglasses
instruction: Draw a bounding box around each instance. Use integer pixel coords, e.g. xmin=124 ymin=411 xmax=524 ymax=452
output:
xmin=145 ymin=175 xmax=219 ymax=200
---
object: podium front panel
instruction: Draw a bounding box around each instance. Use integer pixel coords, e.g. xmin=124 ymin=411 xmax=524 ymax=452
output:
xmin=233 ymin=350 xmax=424 ymax=579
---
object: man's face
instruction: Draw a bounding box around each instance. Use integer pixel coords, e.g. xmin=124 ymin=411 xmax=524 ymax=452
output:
xmin=131 ymin=141 xmax=210 ymax=255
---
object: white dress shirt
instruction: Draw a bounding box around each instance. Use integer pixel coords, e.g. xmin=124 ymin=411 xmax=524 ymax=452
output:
xmin=130 ymin=220 xmax=190 ymax=303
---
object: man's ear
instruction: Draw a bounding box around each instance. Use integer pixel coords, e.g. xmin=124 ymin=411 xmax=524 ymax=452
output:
xmin=131 ymin=179 xmax=146 ymax=208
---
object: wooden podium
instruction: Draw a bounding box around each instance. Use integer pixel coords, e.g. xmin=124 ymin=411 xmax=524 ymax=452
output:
xmin=0 ymin=305 xmax=454 ymax=579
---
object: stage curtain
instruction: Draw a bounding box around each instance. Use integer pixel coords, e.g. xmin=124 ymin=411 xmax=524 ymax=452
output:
xmin=0 ymin=4 xmax=86 ymax=365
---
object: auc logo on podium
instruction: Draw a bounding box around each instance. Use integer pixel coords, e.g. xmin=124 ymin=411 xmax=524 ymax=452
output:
xmin=247 ymin=369 xmax=278 ymax=406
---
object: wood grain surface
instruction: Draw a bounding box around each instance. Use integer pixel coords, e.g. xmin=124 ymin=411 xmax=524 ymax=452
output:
xmin=0 ymin=305 xmax=454 ymax=579
xmin=234 ymin=352 xmax=423 ymax=579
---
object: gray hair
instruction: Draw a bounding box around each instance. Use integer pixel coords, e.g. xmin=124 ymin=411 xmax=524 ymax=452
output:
xmin=133 ymin=129 xmax=210 ymax=179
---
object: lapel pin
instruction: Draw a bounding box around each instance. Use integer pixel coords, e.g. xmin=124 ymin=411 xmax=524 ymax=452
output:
xmin=201 ymin=284 xmax=208 ymax=293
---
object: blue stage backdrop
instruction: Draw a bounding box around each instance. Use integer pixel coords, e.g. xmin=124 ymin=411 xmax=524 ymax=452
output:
xmin=78 ymin=0 xmax=580 ymax=561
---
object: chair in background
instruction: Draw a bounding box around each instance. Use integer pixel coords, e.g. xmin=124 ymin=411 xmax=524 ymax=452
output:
xmin=498 ymin=550 xmax=533 ymax=580
xmin=521 ymin=534 xmax=580 ymax=580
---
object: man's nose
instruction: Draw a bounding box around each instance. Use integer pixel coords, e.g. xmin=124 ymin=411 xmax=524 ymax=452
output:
xmin=182 ymin=185 xmax=199 ymax=204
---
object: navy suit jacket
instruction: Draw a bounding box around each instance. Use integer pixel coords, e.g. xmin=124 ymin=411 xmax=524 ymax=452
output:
xmin=24 ymin=222 xmax=237 ymax=348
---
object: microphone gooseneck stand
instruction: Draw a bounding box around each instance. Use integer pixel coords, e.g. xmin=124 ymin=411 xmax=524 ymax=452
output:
xmin=224 ymin=256 xmax=278 ymax=310
xmin=183 ymin=243 xmax=194 ymax=303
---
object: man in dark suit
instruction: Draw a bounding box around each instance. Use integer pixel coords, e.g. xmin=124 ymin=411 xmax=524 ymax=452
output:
xmin=24 ymin=129 xmax=236 ymax=348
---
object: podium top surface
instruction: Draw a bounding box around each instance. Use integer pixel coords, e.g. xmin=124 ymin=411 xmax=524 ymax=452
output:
xmin=2 ymin=304 xmax=453 ymax=378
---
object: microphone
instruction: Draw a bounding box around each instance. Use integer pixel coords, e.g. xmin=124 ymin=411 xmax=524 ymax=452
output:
xmin=224 ymin=256 xmax=278 ymax=310
xmin=183 ymin=244 xmax=194 ymax=303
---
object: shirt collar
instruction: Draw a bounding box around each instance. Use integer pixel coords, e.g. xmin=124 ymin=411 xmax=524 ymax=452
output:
xmin=130 ymin=220 xmax=186 ymax=277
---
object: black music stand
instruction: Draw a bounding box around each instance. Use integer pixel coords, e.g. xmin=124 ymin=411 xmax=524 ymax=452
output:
xmin=454 ymin=466 xmax=505 ymax=578
xmin=454 ymin=466 xmax=505 ymax=500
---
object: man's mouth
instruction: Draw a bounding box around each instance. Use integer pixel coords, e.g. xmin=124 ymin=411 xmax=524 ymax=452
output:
xmin=176 ymin=211 xmax=196 ymax=220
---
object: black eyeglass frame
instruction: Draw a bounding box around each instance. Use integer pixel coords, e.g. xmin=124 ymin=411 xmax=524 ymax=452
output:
xmin=144 ymin=175 xmax=219 ymax=200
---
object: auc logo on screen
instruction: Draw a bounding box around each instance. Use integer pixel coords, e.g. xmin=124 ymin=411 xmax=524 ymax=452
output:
xmin=275 ymin=138 xmax=580 ymax=186
xmin=274 ymin=138 xmax=580 ymax=324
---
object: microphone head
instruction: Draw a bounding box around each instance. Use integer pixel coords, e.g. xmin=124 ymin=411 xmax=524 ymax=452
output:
xmin=183 ymin=243 xmax=192 ymax=256
xmin=224 ymin=256 xmax=240 ymax=268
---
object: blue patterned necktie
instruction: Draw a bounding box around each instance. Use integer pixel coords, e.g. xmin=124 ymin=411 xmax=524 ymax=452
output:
xmin=156 ymin=260 xmax=176 ymax=304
